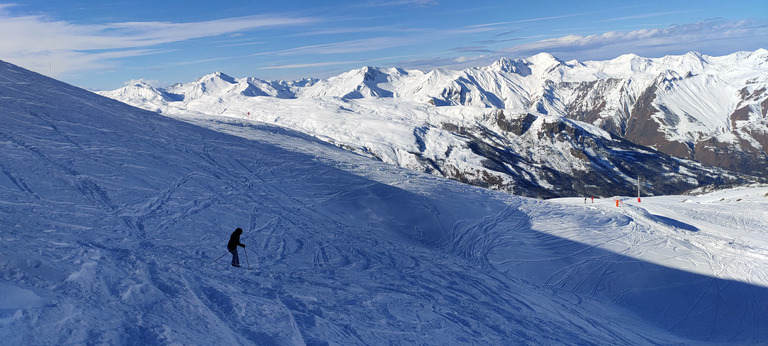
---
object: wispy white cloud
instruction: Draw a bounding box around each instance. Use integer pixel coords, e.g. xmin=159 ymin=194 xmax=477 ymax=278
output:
xmin=217 ymin=41 xmax=266 ymax=48
xmin=100 ymin=16 xmax=315 ymax=46
xmin=270 ymin=36 xmax=421 ymax=56
xmin=497 ymin=19 xmax=768 ymax=60
xmin=0 ymin=4 xmax=316 ymax=77
xmin=398 ymin=19 xmax=767 ymax=72
xmin=599 ymin=10 xmax=697 ymax=22
xmin=169 ymin=36 xmax=423 ymax=73
xmin=295 ymin=25 xmax=426 ymax=37
xmin=255 ymin=18 xmax=768 ymax=79
xmin=259 ymin=60 xmax=365 ymax=70
xmin=464 ymin=12 xmax=593 ymax=31
xmin=356 ymin=0 xmax=438 ymax=8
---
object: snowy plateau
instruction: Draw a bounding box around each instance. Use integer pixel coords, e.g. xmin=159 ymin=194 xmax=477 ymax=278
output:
xmin=100 ymin=50 xmax=768 ymax=199
xmin=1 ymin=54 xmax=767 ymax=346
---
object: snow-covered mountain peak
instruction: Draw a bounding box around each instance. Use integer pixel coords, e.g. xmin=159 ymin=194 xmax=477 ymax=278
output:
xmin=364 ymin=66 xmax=383 ymax=81
xmin=204 ymin=71 xmax=236 ymax=84
xmin=657 ymin=69 xmax=685 ymax=83
xmin=615 ymin=52 xmax=642 ymax=60
xmin=659 ymin=51 xmax=707 ymax=74
xmin=526 ymin=52 xmax=562 ymax=64
xmin=98 ymin=80 xmax=181 ymax=106
xmin=564 ymin=59 xmax=586 ymax=68
xmin=330 ymin=65 xmax=381 ymax=83
xmin=126 ymin=79 xmax=155 ymax=89
xmin=752 ymin=48 xmax=768 ymax=59
xmin=298 ymin=65 xmax=399 ymax=99
xmin=488 ymin=57 xmax=531 ymax=76
xmin=743 ymin=48 xmax=768 ymax=66
xmin=424 ymin=67 xmax=455 ymax=80
xmin=168 ymin=71 xmax=238 ymax=99
xmin=386 ymin=66 xmax=411 ymax=76
xmin=525 ymin=52 xmax=566 ymax=73
xmin=682 ymin=50 xmax=706 ymax=60
xmin=607 ymin=53 xmax=653 ymax=74
xmin=115 ymin=80 xmax=160 ymax=95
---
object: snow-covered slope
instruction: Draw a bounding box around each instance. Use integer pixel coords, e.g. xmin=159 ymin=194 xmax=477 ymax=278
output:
xmin=4 ymin=61 xmax=768 ymax=344
xmin=100 ymin=50 xmax=768 ymax=197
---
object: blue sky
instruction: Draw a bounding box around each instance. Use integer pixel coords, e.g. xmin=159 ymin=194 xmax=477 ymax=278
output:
xmin=1 ymin=0 xmax=766 ymax=90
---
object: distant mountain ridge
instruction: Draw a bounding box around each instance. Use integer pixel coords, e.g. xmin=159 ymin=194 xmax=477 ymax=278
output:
xmin=100 ymin=50 xmax=768 ymax=197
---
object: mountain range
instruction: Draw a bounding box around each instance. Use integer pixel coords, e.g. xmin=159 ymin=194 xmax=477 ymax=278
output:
xmin=100 ymin=50 xmax=768 ymax=198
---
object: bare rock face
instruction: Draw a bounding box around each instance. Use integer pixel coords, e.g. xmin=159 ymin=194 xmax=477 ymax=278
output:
xmin=436 ymin=111 xmax=757 ymax=198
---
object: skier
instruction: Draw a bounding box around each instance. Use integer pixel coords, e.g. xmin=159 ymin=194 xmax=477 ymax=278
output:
xmin=227 ymin=228 xmax=246 ymax=267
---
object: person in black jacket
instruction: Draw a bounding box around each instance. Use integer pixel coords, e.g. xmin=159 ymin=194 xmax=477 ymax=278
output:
xmin=227 ymin=228 xmax=245 ymax=267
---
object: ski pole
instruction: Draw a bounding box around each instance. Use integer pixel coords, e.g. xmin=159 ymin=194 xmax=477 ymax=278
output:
xmin=244 ymin=246 xmax=251 ymax=269
xmin=212 ymin=251 xmax=229 ymax=263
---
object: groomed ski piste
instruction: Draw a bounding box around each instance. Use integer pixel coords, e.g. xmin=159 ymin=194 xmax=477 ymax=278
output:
xmin=2 ymin=60 xmax=768 ymax=344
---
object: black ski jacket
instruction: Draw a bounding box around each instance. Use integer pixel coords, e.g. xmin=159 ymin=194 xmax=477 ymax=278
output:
xmin=227 ymin=229 xmax=244 ymax=251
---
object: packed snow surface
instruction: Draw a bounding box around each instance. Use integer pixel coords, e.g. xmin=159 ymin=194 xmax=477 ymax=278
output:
xmin=2 ymin=60 xmax=768 ymax=344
